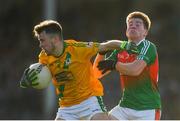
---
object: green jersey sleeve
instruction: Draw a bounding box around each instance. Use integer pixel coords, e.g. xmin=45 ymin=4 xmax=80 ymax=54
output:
xmin=137 ymin=41 xmax=157 ymax=65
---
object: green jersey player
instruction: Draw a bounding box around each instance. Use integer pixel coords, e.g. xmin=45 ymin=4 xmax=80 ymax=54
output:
xmin=96 ymin=11 xmax=161 ymax=120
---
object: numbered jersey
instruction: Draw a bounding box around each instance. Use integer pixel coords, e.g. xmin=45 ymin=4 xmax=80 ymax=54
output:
xmin=39 ymin=40 xmax=103 ymax=107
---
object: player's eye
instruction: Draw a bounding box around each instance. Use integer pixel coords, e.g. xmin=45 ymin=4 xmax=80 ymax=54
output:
xmin=128 ymin=22 xmax=133 ymax=26
xmin=136 ymin=21 xmax=143 ymax=26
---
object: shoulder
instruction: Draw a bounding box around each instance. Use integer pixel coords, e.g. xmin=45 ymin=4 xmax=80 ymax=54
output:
xmin=139 ymin=40 xmax=157 ymax=52
xmin=64 ymin=39 xmax=77 ymax=46
xmin=137 ymin=39 xmax=158 ymax=64
xmin=142 ymin=40 xmax=157 ymax=48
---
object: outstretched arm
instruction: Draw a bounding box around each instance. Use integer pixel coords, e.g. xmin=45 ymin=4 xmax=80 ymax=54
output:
xmin=98 ymin=40 xmax=139 ymax=54
xmin=98 ymin=40 xmax=123 ymax=52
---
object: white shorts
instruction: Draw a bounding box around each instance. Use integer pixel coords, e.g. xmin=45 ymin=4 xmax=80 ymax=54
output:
xmin=109 ymin=105 xmax=161 ymax=120
xmin=55 ymin=96 xmax=107 ymax=120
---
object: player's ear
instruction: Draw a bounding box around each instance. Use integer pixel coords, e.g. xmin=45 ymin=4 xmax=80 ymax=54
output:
xmin=143 ymin=29 xmax=148 ymax=36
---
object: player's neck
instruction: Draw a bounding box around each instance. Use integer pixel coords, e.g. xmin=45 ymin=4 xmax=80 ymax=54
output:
xmin=128 ymin=37 xmax=145 ymax=45
xmin=54 ymin=41 xmax=64 ymax=57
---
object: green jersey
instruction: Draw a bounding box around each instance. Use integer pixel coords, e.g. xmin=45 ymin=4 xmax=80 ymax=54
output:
xmin=107 ymin=39 xmax=161 ymax=110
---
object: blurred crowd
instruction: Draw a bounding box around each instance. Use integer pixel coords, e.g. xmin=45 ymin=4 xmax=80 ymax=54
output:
xmin=0 ymin=0 xmax=180 ymax=119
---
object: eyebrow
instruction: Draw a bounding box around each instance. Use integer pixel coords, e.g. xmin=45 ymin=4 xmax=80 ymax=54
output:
xmin=128 ymin=20 xmax=143 ymax=24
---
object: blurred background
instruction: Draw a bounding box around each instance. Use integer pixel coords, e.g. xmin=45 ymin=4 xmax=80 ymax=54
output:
xmin=0 ymin=0 xmax=180 ymax=119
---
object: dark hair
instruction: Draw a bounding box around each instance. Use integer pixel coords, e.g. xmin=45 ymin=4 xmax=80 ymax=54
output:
xmin=126 ymin=11 xmax=151 ymax=31
xmin=33 ymin=20 xmax=63 ymax=38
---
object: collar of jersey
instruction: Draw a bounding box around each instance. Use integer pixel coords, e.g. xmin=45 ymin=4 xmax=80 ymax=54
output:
xmin=136 ymin=38 xmax=145 ymax=46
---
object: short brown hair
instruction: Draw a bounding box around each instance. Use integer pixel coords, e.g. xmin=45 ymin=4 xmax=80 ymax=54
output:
xmin=33 ymin=20 xmax=63 ymax=38
xmin=126 ymin=11 xmax=151 ymax=31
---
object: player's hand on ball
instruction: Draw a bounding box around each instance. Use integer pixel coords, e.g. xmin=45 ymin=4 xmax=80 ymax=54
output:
xmin=20 ymin=68 xmax=39 ymax=88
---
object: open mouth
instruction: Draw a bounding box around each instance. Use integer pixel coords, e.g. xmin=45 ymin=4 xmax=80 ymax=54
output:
xmin=129 ymin=29 xmax=137 ymax=33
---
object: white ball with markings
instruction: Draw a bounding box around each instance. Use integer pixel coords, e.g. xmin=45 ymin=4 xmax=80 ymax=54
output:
xmin=29 ymin=63 xmax=52 ymax=89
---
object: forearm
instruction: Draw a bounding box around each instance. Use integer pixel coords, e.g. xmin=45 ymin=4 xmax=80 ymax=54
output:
xmin=115 ymin=60 xmax=147 ymax=76
xmin=115 ymin=62 xmax=134 ymax=75
xmin=98 ymin=40 xmax=123 ymax=52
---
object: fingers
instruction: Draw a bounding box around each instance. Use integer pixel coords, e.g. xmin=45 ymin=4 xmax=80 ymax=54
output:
xmin=20 ymin=81 xmax=28 ymax=88
xmin=97 ymin=60 xmax=107 ymax=70
xmin=20 ymin=69 xmax=31 ymax=88
xmin=20 ymin=68 xmax=39 ymax=88
xmin=102 ymin=69 xmax=108 ymax=74
xmin=97 ymin=61 xmax=107 ymax=74
xmin=28 ymin=69 xmax=38 ymax=81
xmin=27 ymin=69 xmax=36 ymax=81
xmin=96 ymin=61 xmax=107 ymax=74
xmin=31 ymin=76 xmax=38 ymax=82
xmin=97 ymin=64 xmax=104 ymax=70
xmin=126 ymin=42 xmax=139 ymax=54
xmin=31 ymin=82 xmax=39 ymax=86
xmin=24 ymin=68 xmax=30 ymax=75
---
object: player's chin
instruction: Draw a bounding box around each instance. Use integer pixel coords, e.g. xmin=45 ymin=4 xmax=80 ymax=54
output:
xmin=127 ymin=33 xmax=138 ymax=40
xmin=128 ymin=30 xmax=138 ymax=35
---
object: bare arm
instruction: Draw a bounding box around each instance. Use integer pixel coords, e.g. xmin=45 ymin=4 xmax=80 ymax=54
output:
xmin=98 ymin=40 xmax=123 ymax=52
xmin=116 ymin=59 xmax=147 ymax=76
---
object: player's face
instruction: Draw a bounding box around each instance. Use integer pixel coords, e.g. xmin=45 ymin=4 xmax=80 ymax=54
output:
xmin=126 ymin=18 xmax=148 ymax=41
xmin=38 ymin=31 xmax=56 ymax=55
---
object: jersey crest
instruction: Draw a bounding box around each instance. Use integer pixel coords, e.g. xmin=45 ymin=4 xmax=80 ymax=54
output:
xmin=63 ymin=52 xmax=71 ymax=69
